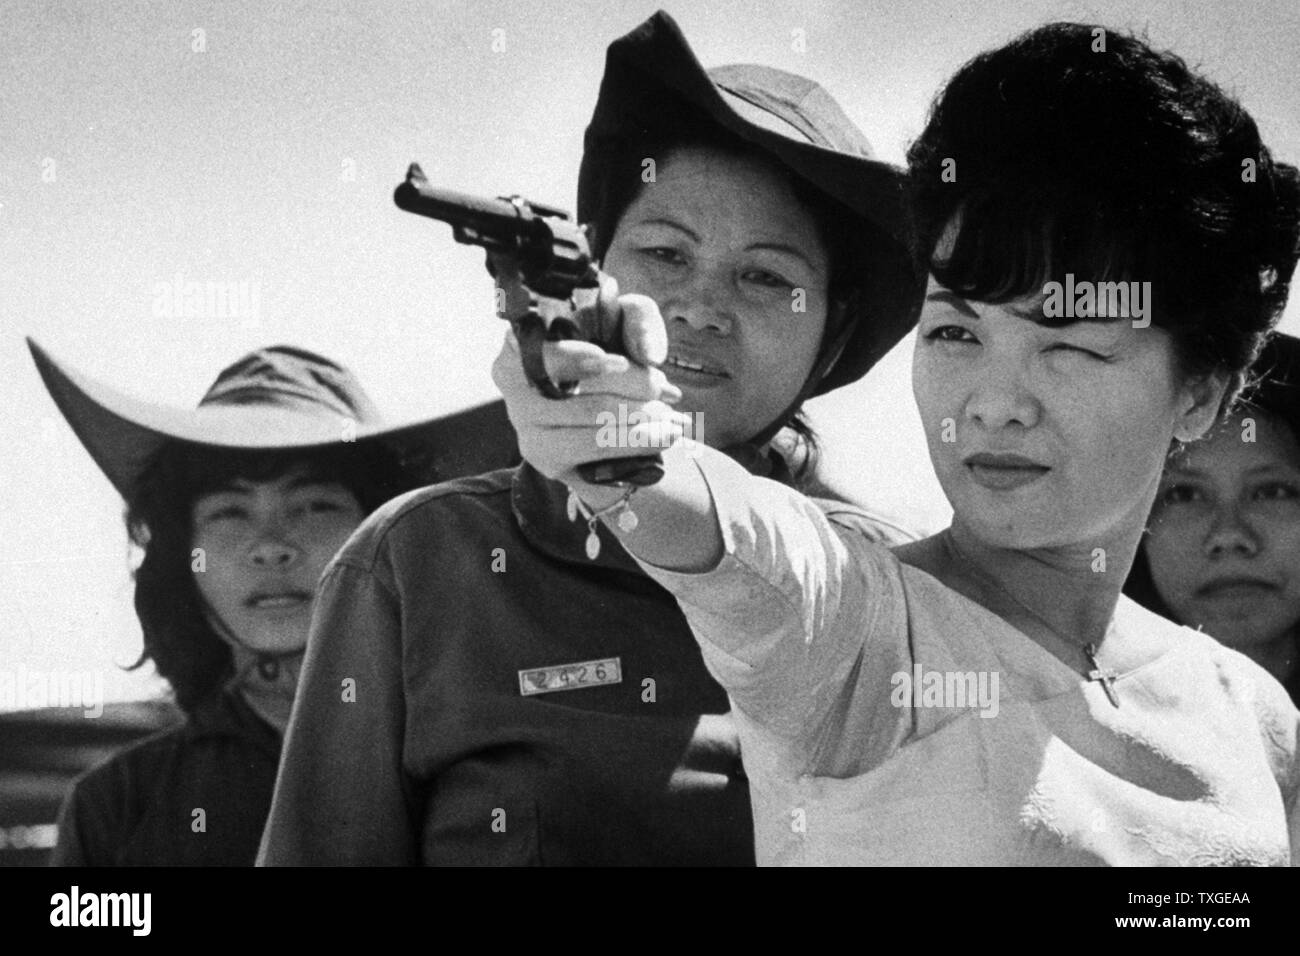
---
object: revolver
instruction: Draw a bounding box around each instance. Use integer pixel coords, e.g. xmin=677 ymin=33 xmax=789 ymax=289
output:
xmin=394 ymin=162 xmax=663 ymax=487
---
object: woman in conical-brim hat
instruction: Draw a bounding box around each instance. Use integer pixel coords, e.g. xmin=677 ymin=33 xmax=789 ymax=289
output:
xmin=1130 ymin=332 xmax=1300 ymax=705
xmin=31 ymin=339 xmax=515 ymax=865
xmin=258 ymin=10 xmax=922 ymax=866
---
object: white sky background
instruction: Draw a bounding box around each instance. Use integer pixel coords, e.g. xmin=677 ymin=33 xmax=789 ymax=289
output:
xmin=2 ymin=0 xmax=1298 ymax=707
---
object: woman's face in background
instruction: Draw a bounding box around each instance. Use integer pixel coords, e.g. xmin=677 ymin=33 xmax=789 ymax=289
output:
xmin=601 ymin=145 xmax=831 ymax=449
xmin=191 ymin=463 xmax=364 ymax=654
xmin=1145 ymin=409 xmax=1300 ymax=651
xmin=912 ymin=269 xmax=1215 ymax=553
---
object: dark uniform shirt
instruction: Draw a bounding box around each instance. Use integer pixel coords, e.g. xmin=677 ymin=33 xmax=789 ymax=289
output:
xmin=258 ymin=463 xmax=911 ymax=866
xmin=51 ymin=689 xmax=280 ymax=866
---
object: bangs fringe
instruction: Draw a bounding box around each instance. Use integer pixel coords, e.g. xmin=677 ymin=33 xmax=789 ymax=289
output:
xmin=929 ymin=185 xmax=1142 ymax=324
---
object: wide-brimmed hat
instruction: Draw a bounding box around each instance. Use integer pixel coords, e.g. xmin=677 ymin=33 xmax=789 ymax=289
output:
xmin=577 ymin=10 xmax=924 ymax=399
xmin=28 ymin=338 xmax=518 ymax=500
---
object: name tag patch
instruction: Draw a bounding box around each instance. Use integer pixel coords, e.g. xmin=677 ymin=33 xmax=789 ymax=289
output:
xmin=518 ymin=657 xmax=622 ymax=696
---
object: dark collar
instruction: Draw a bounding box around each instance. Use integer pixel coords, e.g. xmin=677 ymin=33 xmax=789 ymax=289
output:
xmin=185 ymin=688 xmax=281 ymax=754
xmin=510 ymin=449 xmax=792 ymax=571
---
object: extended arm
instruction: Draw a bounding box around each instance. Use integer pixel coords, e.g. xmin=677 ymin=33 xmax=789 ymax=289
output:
xmin=491 ymin=287 xmax=901 ymax=739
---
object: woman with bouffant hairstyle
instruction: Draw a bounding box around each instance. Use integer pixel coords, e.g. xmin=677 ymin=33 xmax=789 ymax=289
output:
xmin=500 ymin=22 xmax=1300 ymax=865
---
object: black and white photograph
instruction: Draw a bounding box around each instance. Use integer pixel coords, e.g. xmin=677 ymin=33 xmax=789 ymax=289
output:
xmin=2 ymin=0 xmax=1299 ymax=929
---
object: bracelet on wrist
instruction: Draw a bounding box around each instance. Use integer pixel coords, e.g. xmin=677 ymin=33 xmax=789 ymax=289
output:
xmin=565 ymin=485 xmax=639 ymax=560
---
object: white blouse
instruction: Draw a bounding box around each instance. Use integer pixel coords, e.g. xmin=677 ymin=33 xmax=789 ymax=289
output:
xmin=638 ymin=451 xmax=1300 ymax=866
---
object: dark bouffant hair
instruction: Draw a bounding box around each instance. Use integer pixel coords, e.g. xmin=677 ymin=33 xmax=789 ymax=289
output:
xmin=126 ymin=442 xmax=424 ymax=713
xmin=906 ymin=22 xmax=1300 ymax=397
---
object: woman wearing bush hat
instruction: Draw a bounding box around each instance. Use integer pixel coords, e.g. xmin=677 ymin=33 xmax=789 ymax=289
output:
xmin=31 ymin=339 xmax=511 ymax=865
xmin=258 ymin=10 xmax=923 ymax=866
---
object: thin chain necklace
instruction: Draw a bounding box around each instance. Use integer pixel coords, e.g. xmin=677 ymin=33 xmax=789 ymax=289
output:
xmin=942 ymin=531 xmax=1121 ymax=707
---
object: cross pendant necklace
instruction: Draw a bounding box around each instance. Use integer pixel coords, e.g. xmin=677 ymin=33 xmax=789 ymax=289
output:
xmin=945 ymin=532 xmax=1121 ymax=708
xmin=1084 ymin=642 xmax=1121 ymax=708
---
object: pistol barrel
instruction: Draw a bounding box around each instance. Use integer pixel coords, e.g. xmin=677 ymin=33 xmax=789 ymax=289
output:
xmin=394 ymin=163 xmax=534 ymax=248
